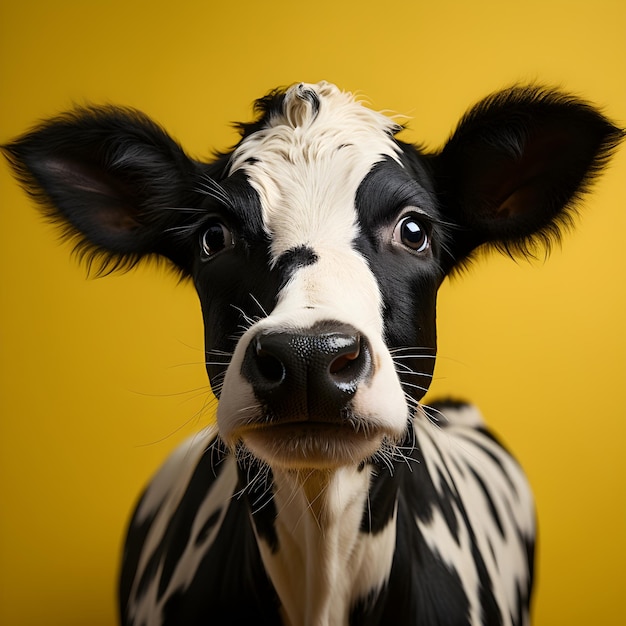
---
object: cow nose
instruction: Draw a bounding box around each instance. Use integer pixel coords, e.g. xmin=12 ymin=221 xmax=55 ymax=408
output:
xmin=241 ymin=322 xmax=373 ymax=420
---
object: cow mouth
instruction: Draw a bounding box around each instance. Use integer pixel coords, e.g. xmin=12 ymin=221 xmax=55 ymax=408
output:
xmin=239 ymin=419 xmax=385 ymax=469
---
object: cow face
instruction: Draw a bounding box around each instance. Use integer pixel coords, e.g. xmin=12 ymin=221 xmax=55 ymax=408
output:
xmin=191 ymin=84 xmax=443 ymax=469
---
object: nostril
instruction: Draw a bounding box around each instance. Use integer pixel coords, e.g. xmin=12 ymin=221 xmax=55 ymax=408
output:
xmin=255 ymin=346 xmax=286 ymax=383
xmin=329 ymin=347 xmax=360 ymax=376
xmin=328 ymin=335 xmax=371 ymax=388
xmin=243 ymin=333 xmax=293 ymax=394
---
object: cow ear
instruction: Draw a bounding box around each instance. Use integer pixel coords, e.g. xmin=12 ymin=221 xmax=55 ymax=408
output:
xmin=433 ymin=86 xmax=623 ymax=267
xmin=2 ymin=106 xmax=202 ymax=274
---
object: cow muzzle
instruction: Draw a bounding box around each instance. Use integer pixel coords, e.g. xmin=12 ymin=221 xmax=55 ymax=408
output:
xmin=241 ymin=321 xmax=373 ymax=422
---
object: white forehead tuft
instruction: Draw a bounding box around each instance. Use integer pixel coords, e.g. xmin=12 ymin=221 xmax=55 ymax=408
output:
xmin=230 ymin=82 xmax=402 ymax=173
xmin=228 ymin=82 xmax=404 ymax=260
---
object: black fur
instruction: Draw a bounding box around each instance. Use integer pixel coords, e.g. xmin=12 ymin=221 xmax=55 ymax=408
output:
xmin=275 ymin=245 xmax=319 ymax=290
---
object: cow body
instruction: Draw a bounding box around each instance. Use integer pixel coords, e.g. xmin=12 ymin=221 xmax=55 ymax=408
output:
xmin=3 ymin=82 xmax=622 ymax=625
xmin=120 ymin=403 xmax=534 ymax=625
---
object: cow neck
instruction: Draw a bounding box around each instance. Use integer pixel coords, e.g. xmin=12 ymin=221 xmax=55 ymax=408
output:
xmin=253 ymin=465 xmax=397 ymax=626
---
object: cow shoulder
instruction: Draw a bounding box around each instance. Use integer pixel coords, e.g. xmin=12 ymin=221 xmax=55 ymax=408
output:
xmin=119 ymin=428 xmax=282 ymax=625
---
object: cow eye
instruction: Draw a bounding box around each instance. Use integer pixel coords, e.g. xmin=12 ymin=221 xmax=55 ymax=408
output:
xmin=393 ymin=214 xmax=430 ymax=253
xmin=200 ymin=219 xmax=234 ymax=260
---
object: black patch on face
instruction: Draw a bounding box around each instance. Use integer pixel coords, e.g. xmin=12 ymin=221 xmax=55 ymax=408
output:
xmin=275 ymin=245 xmax=318 ymax=289
xmin=355 ymin=156 xmax=437 ymax=230
xmin=189 ymin=172 xmax=282 ymax=392
xmin=353 ymin=155 xmax=446 ymax=402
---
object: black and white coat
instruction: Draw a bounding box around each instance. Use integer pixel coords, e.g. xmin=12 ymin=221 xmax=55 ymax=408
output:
xmin=4 ymin=82 xmax=621 ymax=626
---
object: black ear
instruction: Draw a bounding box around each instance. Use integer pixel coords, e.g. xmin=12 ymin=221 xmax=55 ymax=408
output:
xmin=2 ymin=106 xmax=204 ymax=274
xmin=433 ymin=85 xmax=623 ymax=268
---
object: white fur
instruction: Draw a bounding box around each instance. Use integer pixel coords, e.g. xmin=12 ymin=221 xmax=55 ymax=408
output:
xmin=253 ymin=466 xmax=396 ymax=626
xmin=218 ymin=82 xmax=408 ymax=462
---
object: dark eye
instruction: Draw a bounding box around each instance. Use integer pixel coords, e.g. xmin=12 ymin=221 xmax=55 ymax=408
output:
xmin=200 ymin=220 xmax=234 ymax=260
xmin=393 ymin=214 xmax=430 ymax=253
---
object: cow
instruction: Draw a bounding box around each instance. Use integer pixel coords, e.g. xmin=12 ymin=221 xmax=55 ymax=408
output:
xmin=3 ymin=81 xmax=622 ymax=625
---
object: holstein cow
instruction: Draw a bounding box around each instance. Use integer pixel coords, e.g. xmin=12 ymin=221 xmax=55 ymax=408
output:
xmin=3 ymin=82 xmax=622 ymax=626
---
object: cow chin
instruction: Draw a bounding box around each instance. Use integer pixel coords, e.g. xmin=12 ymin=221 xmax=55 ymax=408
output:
xmin=238 ymin=420 xmax=387 ymax=471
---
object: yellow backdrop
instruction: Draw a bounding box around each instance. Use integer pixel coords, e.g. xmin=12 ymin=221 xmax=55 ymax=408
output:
xmin=1 ymin=1 xmax=624 ymax=624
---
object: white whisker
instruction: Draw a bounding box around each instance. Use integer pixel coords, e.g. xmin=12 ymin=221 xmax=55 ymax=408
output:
xmin=400 ymin=380 xmax=430 ymax=393
xmin=249 ymin=293 xmax=269 ymax=318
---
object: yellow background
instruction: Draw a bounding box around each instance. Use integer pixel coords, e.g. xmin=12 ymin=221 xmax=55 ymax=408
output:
xmin=1 ymin=1 xmax=624 ymax=624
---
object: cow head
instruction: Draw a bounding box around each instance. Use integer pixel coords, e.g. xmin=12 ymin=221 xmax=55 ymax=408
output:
xmin=4 ymin=82 xmax=621 ymax=471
